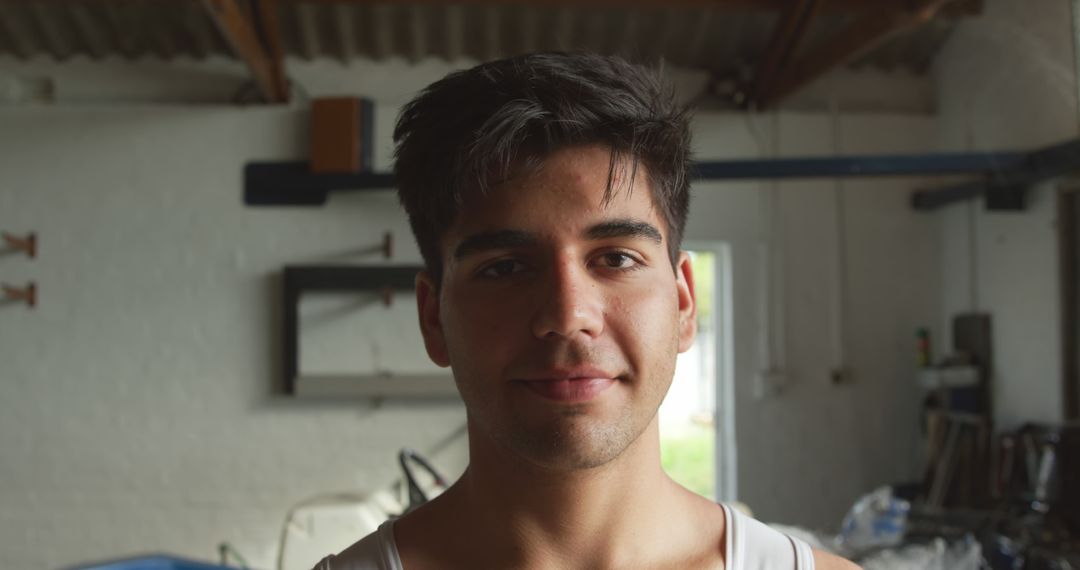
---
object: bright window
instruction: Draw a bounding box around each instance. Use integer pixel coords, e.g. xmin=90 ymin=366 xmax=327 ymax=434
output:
xmin=660 ymin=249 xmax=720 ymax=500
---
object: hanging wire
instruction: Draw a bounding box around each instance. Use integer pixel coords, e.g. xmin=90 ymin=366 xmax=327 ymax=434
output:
xmin=217 ymin=541 xmax=251 ymax=569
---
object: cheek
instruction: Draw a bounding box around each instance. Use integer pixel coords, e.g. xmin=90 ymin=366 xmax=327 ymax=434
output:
xmin=443 ymin=291 xmax=520 ymax=355
xmin=608 ymin=284 xmax=680 ymax=347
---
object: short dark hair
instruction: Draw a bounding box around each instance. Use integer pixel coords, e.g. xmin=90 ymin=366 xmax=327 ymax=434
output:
xmin=393 ymin=52 xmax=692 ymax=282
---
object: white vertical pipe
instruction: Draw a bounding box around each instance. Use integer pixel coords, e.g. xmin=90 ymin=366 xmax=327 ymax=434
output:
xmin=769 ymin=112 xmax=787 ymax=380
xmin=1073 ymin=0 xmax=1080 ymax=135
xmin=829 ymin=84 xmax=849 ymax=380
xmin=832 ymin=180 xmax=849 ymax=378
xmin=968 ymin=199 xmax=980 ymax=312
xmin=756 ymin=239 xmax=771 ymax=380
xmin=752 ymin=111 xmax=786 ymax=398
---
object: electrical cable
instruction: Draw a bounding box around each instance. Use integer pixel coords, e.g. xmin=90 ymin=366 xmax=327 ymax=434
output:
xmin=218 ymin=541 xmax=251 ymax=570
xmin=274 ymin=424 xmax=467 ymax=570
xmin=274 ymin=491 xmax=380 ymax=570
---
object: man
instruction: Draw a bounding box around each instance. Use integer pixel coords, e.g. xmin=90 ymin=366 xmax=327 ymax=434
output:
xmin=315 ymin=52 xmax=858 ymax=569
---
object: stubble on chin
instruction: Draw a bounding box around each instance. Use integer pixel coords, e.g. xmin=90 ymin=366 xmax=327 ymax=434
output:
xmin=493 ymin=401 xmax=646 ymax=472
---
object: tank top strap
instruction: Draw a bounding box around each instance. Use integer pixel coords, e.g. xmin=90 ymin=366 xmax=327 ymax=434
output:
xmin=717 ymin=503 xmax=815 ymax=570
xmin=792 ymin=535 xmax=815 ymax=569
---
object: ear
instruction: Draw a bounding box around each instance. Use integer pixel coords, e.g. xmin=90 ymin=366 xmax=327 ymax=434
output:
xmin=415 ymin=270 xmax=450 ymax=367
xmin=675 ymin=251 xmax=697 ymax=353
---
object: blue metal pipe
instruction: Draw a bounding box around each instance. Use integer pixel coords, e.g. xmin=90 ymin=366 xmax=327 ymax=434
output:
xmin=693 ymin=152 xmax=1024 ymax=180
xmin=244 ymin=150 xmax=1033 ymax=206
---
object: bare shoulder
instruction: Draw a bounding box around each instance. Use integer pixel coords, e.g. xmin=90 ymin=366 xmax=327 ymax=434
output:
xmin=812 ymin=548 xmax=862 ymax=570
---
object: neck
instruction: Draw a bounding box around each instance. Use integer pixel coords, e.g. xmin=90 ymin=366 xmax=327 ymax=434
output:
xmin=449 ymin=416 xmax=683 ymax=567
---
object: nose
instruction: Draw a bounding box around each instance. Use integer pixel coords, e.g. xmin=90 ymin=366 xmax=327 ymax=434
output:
xmin=530 ymin=257 xmax=605 ymax=340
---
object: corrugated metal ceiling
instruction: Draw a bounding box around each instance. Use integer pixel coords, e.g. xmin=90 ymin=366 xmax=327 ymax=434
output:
xmin=0 ymin=0 xmax=957 ymax=75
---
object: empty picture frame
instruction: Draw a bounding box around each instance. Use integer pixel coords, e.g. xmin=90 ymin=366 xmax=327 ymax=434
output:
xmin=282 ymin=264 xmax=457 ymax=399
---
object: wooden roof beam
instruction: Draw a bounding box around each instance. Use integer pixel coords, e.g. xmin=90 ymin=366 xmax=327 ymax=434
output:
xmin=0 ymin=5 xmax=37 ymax=59
xmin=31 ymin=3 xmax=74 ymax=60
xmin=334 ymin=4 xmax=356 ymax=63
xmin=295 ymin=2 xmax=321 ymax=60
xmin=201 ymin=0 xmax=288 ymax=103
xmin=67 ymin=2 xmax=110 ymax=59
xmin=293 ymin=0 xmax=978 ymax=14
xmin=751 ymin=0 xmax=821 ymax=106
xmin=756 ymin=0 xmax=963 ymax=109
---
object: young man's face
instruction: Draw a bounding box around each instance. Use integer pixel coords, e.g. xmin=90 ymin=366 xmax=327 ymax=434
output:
xmin=416 ymin=144 xmax=696 ymax=471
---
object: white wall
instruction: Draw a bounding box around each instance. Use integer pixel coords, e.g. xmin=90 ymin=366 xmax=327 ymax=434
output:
xmin=933 ymin=0 xmax=1077 ymax=430
xmin=1 ymin=55 xmax=940 ymax=568
xmin=688 ymin=111 xmax=940 ymax=529
xmin=0 ymin=57 xmax=479 ymax=570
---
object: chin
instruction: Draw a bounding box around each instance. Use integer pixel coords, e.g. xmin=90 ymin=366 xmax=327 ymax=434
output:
xmin=502 ymin=414 xmax=643 ymax=472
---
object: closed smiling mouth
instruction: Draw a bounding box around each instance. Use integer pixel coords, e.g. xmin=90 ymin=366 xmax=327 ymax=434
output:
xmin=514 ymin=367 xmax=619 ymax=403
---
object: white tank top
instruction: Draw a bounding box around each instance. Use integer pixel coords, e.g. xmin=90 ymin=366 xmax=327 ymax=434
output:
xmin=313 ymin=503 xmax=815 ymax=570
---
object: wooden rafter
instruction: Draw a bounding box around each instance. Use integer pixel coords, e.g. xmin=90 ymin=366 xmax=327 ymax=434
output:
xmin=756 ymin=0 xmax=964 ymax=108
xmin=751 ymin=0 xmax=821 ymax=105
xmin=252 ymin=0 xmax=287 ymax=79
xmin=201 ymin=0 xmax=288 ymax=103
xmin=333 ymin=4 xmax=355 ymax=63
xmin=294 ymin=0 xmax=979 ymax=14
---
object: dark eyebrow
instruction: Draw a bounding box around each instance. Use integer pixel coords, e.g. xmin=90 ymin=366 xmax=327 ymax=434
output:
xmin=453 ymin=230 xmax=538 ymax=260
xmin=585 ymin=219 xmax=663 ymax=244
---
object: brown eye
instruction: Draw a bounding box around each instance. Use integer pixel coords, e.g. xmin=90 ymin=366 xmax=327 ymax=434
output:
xmin=480 ymin=259 xmax=524 ymax=278
xmin=599 ymin=253 xmax=638 ymax=269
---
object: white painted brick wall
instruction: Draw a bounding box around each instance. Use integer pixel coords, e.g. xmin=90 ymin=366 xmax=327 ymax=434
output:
xmin=934 ymin=0 xmax=1077 ymax=430
xmin=0 ymin=103 xmax=470 ymax=570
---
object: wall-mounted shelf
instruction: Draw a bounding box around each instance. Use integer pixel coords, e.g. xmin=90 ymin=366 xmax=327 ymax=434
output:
xmin=918 ymin=365 xmax=979 ymax=390
xmin=913 ymin=138 xmax=1080 ymax=211
xmin=283 ymin=264 xmax=455 ymax=399
xmin=245 ymin=135 xmax=1080 ymax=213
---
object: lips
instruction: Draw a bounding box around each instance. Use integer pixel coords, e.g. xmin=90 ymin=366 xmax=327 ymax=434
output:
xmin=515 ymin=368 xmax=618 ymax=403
